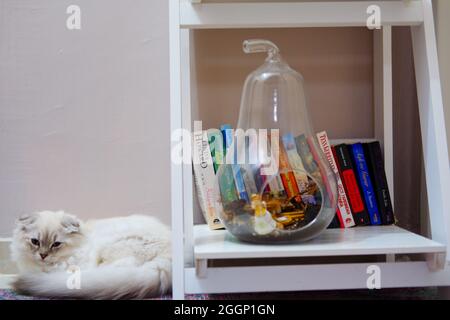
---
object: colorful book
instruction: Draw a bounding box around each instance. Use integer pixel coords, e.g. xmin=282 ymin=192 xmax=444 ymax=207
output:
xmin=241 ymin=165 xmax=258 ymax=196
xmin=265 ymin=135 xmax=286 ymax=197
xmin=316 ymin=132 xmax=355 ymax=228
xmin=294 ymin=134 xmax=322 ymax=185
xmin=221 ymin=124 xmax=249 ymax=203
xmin=349 ymin=143 xmax=381 ymax=225
xmin=192 ymin=130 xmax=224 ymax=230
xmin=267 ymin=174 xmax=283 ymax=194
xmin=333 ymin=144 xmax=371 ymax=226
xmin=294 ymin=134 xmax=330 ymax=228
xmin=252 ymin=131 xmax=285 ymax=196
xmin=207 ymin=128 xmax=224 ymax=174
xmin=260 ymin=170 xmax=271 ymax=193
xmin=307 ymin=136 xmax=336 ymax=201
xmin=282 ymin=133 xmax=310 ymax=193
xmin=307 ymin=136 xmax=342 ymax=229
xmin=218 ymin=165 xmax=238 ymax=204
xmin=363 ymin=142 xmax=395 ymax=225
xmin=278 ymin=141 xmax=301 ymax=199
xmin=215 ymin=128 xmax=238 ymax=204
xmin=252 ymin=164 xmax=264 ymax=192
xmin=240 ymin=136 xmax=258 ymax=196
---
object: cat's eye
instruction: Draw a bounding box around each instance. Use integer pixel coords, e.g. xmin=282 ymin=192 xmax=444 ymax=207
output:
xmin=30 ymin=238 xmax=40 ymax=246
xmin=52 ymin=241 xmax=62 ymax=248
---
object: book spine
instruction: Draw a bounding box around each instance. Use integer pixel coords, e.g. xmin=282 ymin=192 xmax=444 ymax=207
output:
xmin=207 ymin=129 xmax=224 ymax=174
xmin=214 ymin=125 xmax=237 ymax=204
xmin=333 ymin=144 xmax=371 ymax=226
xmin=363 ymin=142 xmax=395 ymax=225
xmin=252 ymin=164 xmax=264 ymax=191
xmin=316 ymin=132 xmax=355 ymax=228
xmin=232 ymin=166 xmax=250 ymax=202
xmin=295 ymin=134 xmax=341 ymax=227
xmin=350 ymin=143 xmax=382 ymax=225
xmin=221 ymin=124 xmax=249 ymax=203
xmin=268 ymin=174 xmax=281 ymax=194
xmin=260 ymin=170 xmax=271 ymax=193
xmin=307 ymin=136 xmax=341 ymax=222
xmin=192 ymin=131 xmax=224 ymax=230
xmin=241 ymin=165 xmax=258 ymax=196
xmin=265 ymin=134 xmax=286 ymax=196
xmin=274 ymin=175 xmax=286 ymax=198
xmin=250 ymin=164 xmax=269 ymax=194
xmin=241 ymin=136 xmax=258 ymax=196
xmin=294 ymin=134 xmax=322 ymax=184
xmin=218 ymin=165 xmax=238 ymax=204
xmin=282 ymin=133 xmax=310 ymax=193
xmin=278 ymin=142 xmax=301 ymax=199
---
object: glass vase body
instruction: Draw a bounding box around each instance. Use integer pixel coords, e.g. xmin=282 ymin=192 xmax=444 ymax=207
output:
xmin=216 ymin=40 xmax=337 ymax=243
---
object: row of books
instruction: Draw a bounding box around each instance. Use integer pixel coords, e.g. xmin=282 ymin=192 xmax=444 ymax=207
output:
xmin=192 ymin=125 xmax=395 ymax=230
xmin=318 ymin=132 xmax=395 ymax=228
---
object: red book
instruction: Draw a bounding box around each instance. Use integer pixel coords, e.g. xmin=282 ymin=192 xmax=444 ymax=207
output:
xmin=332 ymin=145 xmax=371 ymax=226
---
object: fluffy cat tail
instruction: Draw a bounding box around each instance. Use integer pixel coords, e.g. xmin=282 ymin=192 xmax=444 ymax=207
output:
xmin=12 ymin=258 xmax=171 ymax=300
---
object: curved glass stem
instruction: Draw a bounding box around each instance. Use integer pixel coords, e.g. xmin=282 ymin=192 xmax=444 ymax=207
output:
xmin=243 ymin=39 xmax=280 ymax=60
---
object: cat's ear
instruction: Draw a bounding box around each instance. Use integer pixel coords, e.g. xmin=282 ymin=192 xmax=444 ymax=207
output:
xmin=16 ymin=213 xmax=37 ymax=230
xmin=61 ymin=214 xmax=81 ymax=234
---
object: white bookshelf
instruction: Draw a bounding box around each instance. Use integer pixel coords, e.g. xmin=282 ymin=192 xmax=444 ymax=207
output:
xmin=0 ymin=238 xmax=16 ymax=289
xmin=169 ymin=0 xmax=450 ymax=298
xmin=194 ymin=224 xmax=444 ymax=260
xmin=180 ymin=0 xmax=424 ymax=28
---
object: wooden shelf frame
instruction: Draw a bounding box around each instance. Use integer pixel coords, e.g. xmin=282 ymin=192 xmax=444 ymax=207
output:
xmin=169 ymin=0 xmax=450 ymax=299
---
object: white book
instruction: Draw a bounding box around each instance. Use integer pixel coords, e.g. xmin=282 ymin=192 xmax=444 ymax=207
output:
xmin=192 ymin=131 xmax=224 ymax=230
xmin=316 ymin=131 xmax=356 ymax=228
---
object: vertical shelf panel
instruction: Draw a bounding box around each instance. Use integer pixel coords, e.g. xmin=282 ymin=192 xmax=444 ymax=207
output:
xmin=374 ymin=26 xmax=394 ymax=206
xmin=170 ymin=0 xmax=186 ymax=300
xmin=181 ymin=29 xmax=195 ymax=268
xmin=411 ymin=0 xmax=450 ymax=257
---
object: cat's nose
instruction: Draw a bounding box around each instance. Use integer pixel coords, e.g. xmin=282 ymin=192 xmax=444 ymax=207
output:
xmin=40 ymin=253 xmax=48 ymax=260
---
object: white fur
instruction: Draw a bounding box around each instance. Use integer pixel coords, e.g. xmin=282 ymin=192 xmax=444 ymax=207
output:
xmin=10 ymin=211 xmax=171 ymax=299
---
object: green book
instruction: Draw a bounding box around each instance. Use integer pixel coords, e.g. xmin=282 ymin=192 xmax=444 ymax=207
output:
xmin=218 ymin=125 xmax=239 ymax=204
xmin=207 ymin=129 xmax=224 ymax=174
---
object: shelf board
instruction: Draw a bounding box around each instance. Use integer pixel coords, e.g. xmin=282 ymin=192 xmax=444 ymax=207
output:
xmin=181 ymin=0 xmax=424 ymax=29
xmin=189 ymin=0 xmax=419 ymax=3
xmin=194 ymin=224 xmax=445 ymax=260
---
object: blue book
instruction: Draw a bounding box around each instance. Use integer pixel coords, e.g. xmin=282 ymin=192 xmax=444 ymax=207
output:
xmin=350 ymin=143 xmax=381 ymax=225
xmin=221 ymin=124 xmax=249 ymax=203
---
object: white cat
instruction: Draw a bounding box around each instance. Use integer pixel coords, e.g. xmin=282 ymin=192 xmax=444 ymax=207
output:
xmin=10 ymin=211 xmax=171 ymax=299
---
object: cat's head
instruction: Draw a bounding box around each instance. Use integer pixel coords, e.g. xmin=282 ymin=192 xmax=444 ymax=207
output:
xmin=12 ymin=211 xmax=84 ymax=268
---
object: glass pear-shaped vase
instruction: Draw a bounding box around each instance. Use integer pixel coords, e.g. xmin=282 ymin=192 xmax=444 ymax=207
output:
xmin=216 ymin=39 xmax=337 ymax=244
